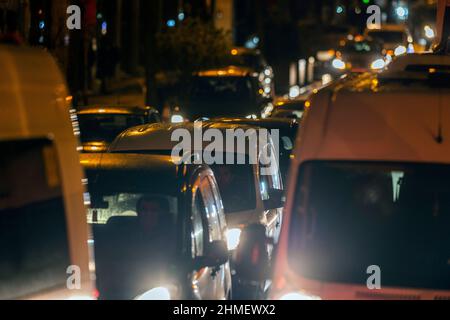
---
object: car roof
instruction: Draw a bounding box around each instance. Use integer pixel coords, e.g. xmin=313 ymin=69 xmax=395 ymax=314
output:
xmin=211 ymin=117 xmax=298 ymax=131
xmin=77 ymin=105 xmax=153 ymax=115
xmin=365 ymin=24 xmax=408 ymax=33
xmin=295 ymin=69 xmax=450 ymax=165
xmin=275 ymin=97 xmax=307 ymax=109
xmin=195 ymin=66 xmax=256 ymax=78
xmin=231 ymin=47 xmax=261 ymax=56
xmin=382 ymin=53 xmax=450 ymax=75
xmin=110 ymin=122 xmax=263 ymax=155
xmin=80 ymin=153 xmax=186 ymax=193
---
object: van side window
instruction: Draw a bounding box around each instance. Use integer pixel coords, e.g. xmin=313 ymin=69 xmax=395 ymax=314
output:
xmin=0 ymin=139 xmax=70 ymax=299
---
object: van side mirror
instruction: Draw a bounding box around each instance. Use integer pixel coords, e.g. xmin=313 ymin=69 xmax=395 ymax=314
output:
xmin=263 ymin=189 xmax=285 ymax=210
xmin=234 ymin=224 xmax=271 ymax=283
xmin=194 ymin=240 xmax=229 ymax=269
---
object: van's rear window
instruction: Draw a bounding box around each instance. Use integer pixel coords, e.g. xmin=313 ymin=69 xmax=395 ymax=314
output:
xmin=288 ymin=161 xmax=450 ymax=290
xmin=0 ymin=139 xmax=70 ymax=299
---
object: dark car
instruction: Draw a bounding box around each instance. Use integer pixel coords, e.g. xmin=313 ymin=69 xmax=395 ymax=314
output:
xmin=226 ymin=47 xmax=275 ymax=97
xmin=176 ymin=66 xmax=272 ymax=121
xmin=77 ymin=106 xmax=161 ymax=153
xmin=211 ymin=118 xmax=299 ymax=182
xmin=328 ymin=37 xmax=386 ymax=75
xmin=227 ymin=47 xmax=272 ymax=76
xmin=269 ymin=97 xmax=308 ymax=120
xmin=81 ymin=153 xmax=232 ymax=300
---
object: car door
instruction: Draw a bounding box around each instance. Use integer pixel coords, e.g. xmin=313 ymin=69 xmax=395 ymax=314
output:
xmin=259 ymin=141 xmax=284 ymax=245
xmin=189 ymin=171 xmax=225 ymax=300
xmin=203 ymin=175 xmax=231 ymax=299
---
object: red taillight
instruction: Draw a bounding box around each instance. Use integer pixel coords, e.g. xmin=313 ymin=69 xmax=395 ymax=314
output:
xmin=93 ymin=289 xmax=100 ymax=299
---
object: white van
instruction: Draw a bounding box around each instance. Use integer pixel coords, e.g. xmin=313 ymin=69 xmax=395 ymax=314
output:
xmin=0 ymin=45 xmax=95 ymax=300
xmin=270 ymin=53 xmax=450 ymax=300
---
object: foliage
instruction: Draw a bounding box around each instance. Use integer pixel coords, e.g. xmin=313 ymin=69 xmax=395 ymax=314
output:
xmin=156 ymin=18 xmax=232 ymax=81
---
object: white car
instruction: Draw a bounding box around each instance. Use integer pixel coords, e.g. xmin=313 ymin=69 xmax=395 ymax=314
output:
xmin=110 ymin=122 xmax=284 ymax=249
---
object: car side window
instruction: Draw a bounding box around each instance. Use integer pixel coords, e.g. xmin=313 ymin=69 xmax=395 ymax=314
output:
xmin=199 ymin=177 xmax=222 ymax=242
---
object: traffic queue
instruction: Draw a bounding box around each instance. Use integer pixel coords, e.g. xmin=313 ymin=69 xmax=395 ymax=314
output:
xmin=1 ymin=1 xmax=450 ymax=300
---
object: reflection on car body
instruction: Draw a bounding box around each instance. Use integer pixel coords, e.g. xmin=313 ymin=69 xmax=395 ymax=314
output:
xmin=77 ymin=105 xmax=161 ymax=153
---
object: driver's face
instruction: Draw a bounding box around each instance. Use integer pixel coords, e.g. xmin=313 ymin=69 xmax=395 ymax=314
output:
xmin=138 ymin=201 xmax=162 ymax=231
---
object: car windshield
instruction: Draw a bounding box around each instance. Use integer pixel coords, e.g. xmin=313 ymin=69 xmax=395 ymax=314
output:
xmin=367 ymin=31 xmax=405 ymax=43
xmin=341 ymin=41 xmax=380 ymax=54
xmin=288 ymin=161 xmax=450 ymax=290
xmin=190 ymin=76 xmax=254 ymax=101
xmin=78 ymin=114 xmax=147 ymax=143
xmin=86 ymin=170 xmax=179 ymax=298
xmin=0 ymin=139 xmax=70 ymax=299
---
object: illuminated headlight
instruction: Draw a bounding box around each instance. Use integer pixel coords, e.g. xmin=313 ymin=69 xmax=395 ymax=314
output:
xmin=262 ymin=104 xmax=274 ymax=119
xmin=371 ymin=59 xmax=386 ymax=70
xmin=135 ymin=287 xmax=172 ymax=300
xmin=279 ymin=292 xmax=322 ymax=300
xmin=394 ymin=45 xmax=407 ymax=56
xmin=424 ymin=25 xmax=435 ymax=39
xmin=226 ymin=228 xmax=242 ymax=251
xmin=171 ymin=115 xmax=184 ymax=124
xmin=332 ymin=58 xmax=346 ymax=70
xmin=289 ymin=85 xmax=300 ymax=99
xmin=246 ymin=114 xmax=258 ymax=120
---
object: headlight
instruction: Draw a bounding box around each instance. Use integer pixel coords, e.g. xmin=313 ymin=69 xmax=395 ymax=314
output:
xmin=171 ymin=115 xmax=184 ymax=124
xmin=289 ymin=85 xmax=301 ymax=99
xmin=332 ymin=58 xmax=346 ymax=70
xmin=226 ymin=228 xmax=242 ymax=251
xmin=279 ymin=291 xmax=322 ymax=300
xmin=261 ymin=104 xmax=274 ymax=119
xmin=424 ymin=25 xmax=435 ymax=39
xmin=371 ymin=59 xmax=386 ymax=70
xmin=394 ymin=45 xmax=407 ymax=56
xmin=264 ymin=68 xmax=273 ymax=77
xmin=135 ymin=287 xmax=172 ymax=300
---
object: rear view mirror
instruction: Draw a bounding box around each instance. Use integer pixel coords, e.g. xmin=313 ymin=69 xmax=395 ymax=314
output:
xmin=263 ymin=189 xmax=285 ymax=210
xmin=194 ymin=240 xmax=229 ymax=269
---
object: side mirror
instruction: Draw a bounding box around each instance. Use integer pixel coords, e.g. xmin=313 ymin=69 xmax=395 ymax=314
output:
xmin=234 ymin=224 xmax=271 ymax=283
xmin=263 ymin=189 xmax=286 ymax=210
xmin=194 ymin=240 xmax=229 ymax=269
